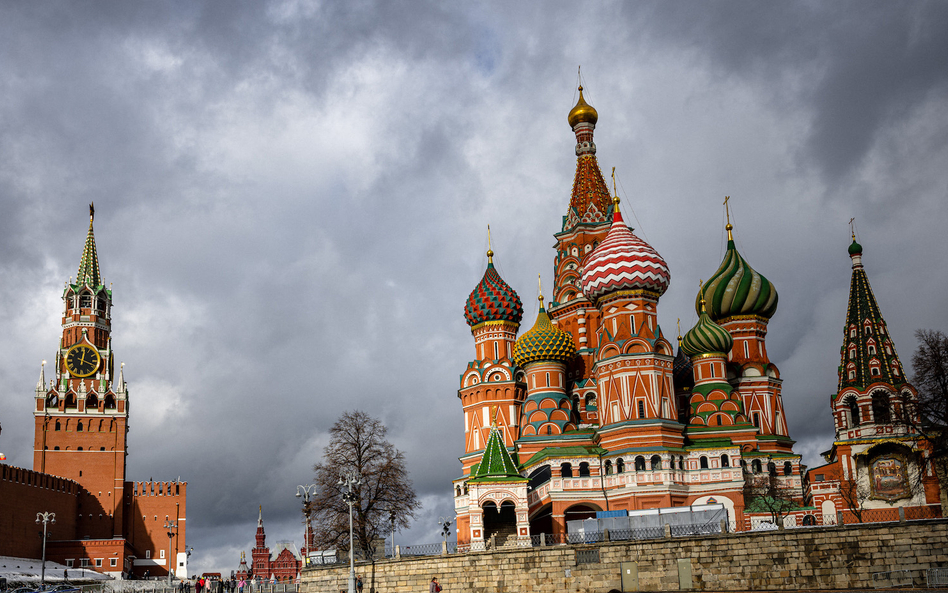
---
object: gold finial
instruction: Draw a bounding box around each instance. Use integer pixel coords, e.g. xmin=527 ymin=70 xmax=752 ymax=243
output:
xmin=538 ymin=274 xmax=544 ymax=305
xmin=89 ymin=202 xmax=95 ymax=222
xmin=486 ymin=224 xmax=494 ymax=262
xmin=698 ymin=279 xmax=707 ymax=313
xmin=676 ymin=318 xmax=682 ymax=346
xmin=849 ymin=217 xmax=856 ymax=241
xmin=723 ymin=196 xmax=733 ymax=241
xmin=491 ymin=405 xmax=498 ymax=427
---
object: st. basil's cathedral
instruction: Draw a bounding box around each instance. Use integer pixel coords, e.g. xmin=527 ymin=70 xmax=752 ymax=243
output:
xmin=452 ymin=86 xmax=943 ymax=545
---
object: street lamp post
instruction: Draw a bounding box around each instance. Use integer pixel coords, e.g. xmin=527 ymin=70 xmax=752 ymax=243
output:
xmin=36 ymin=512 xmax=56 ymax=587
xmin=338 ymin=472 xmax=361 ymax=593
xmin=164 ymin=520 xmax=178 ymax=585
xmin=296 ymin=484 xmax=317 ymax=566
xmin=388 ymin=510 xmax=396 ymax=558
xmin=438 ymin=517 xmax=452 ymax=546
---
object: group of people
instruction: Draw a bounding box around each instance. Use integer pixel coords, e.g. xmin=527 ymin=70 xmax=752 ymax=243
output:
xmin=187 ymin=576 xmax=248 ymax=593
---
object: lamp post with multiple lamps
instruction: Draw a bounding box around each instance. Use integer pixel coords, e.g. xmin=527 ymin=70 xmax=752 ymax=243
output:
xmin=36 ymin=512 xmax=56 ymax=587
xmin=338 ymin=472 xmax=361 ymax=593
xmin=438 ymin=516 xmax=452 ymax=546
xmin=164 ymin=519 xmax=178 ymax=585
xmin=296 ymin=484 xmax=317 ymax=566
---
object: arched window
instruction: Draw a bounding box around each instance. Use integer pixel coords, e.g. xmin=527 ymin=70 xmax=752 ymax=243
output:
xmin=560 ymin=463 xmax=573 ymax=478
xmin=753 ymin=413 xmax=760 ymax=428
xmin=604 ymin=460 xmax=613 ymax=475
xmin=637 ymin=400 xmax=645 ymax=418
xmin=579 ymin=462 xmax=590 ymax=477
xmin=872 ymin=392 xmax=891 ymax=424
xmin=616 ymin=458 xmax=625 ymax=473
xmin=55 ymin=420 xmax=61 ymax=431
xmin=699 ymin=456 xmax=709 ymax=469
xmin=87 ymin=394 xmax=98 ymax=410
xmin=847 ymin=397 xmax=860 ymax=426
xmin=105 ymin=394 xmax=116 ymax=409
xmin=752 ymin=459 xmax=762 ymax=474
xmin=768 ymin=462 xmax=777 ymax=476
xmin=650 ymin=455 xmax=661 ymax=470
xmin=679 ymin=456 xmax=685 ymax=470
xmin=634 ymin=456 xmax=646 ymax=471
xmin=783 ymin=461 xmax=792 ymax=476
xmin=721 ymin=454 xmax=729 ymax=468
xmin=77 ymin=421 xmax=83 ymax=432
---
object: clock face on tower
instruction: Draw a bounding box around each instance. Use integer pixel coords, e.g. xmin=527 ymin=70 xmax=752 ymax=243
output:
xmin=65 ymin=343 xmax=101 ymax=378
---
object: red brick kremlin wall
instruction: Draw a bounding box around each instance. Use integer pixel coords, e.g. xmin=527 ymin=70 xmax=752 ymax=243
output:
xmin=0 ymin=464 xmax=80 ymax=558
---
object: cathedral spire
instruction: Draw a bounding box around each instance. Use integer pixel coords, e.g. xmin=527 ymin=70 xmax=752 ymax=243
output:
xmin=76 ymin=203 xmax=102 ymax=288
xmin=36 ymin=360 xmax=46 ymax=391
xmin=563 ymin=84 xmax=612 ymax=232
xmin=838 ymin=239 xmax=905 ymax=391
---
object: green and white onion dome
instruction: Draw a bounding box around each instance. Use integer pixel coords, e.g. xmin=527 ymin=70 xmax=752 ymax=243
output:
xmin=696 ymin=224 xmax=777 ymax=321
xmin=681 ymin=302 xmax=734 ymax=357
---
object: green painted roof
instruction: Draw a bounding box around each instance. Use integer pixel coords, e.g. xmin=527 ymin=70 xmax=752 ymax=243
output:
xmin=522 ymin=445 xmax=606 ymax=467
xmin=698 ymin=231 xmax=778 ymax=321
xmin=681 ymin=307 xmax=733 ymax=357
xmin=469 ymin=425 xmax=524 ymax=482
xmin=836 ymin=242 xmax=907 ymax=395
xmin=76 ymin=213 xmax=101 ymax=288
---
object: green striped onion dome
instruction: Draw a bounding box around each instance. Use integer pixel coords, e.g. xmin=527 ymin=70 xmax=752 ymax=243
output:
xmin=681 ymin=307 xmax=734 ymax=357
xmin=513 ymin=304 xmax=575 ymax=367
xmin=697 ymin=233 xmax=777 ymax=321
xmin=465 ymin=261 xmax=523 ymax=327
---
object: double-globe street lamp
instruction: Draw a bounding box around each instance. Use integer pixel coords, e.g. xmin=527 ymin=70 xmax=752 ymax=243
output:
xmin=164 ymin=520 xmax=178 ymax=585
xmin=296 ymin=484 xmax=317 ymax=566
xmin=338 ymin=472 xmax=361 ymax=593
xmin=438 ymin=517 xmax=452 ymax=546
xmin=36 ymin=512 xmax=56 ymax=587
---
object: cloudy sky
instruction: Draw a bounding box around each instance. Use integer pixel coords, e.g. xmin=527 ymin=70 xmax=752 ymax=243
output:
xmin=1 ymin=0 xmax=946 ymax=575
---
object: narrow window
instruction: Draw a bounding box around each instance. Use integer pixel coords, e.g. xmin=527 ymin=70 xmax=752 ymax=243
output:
xmin=650 ymin=455 xmax=661 ymax=470
xmin=699 ymin=456 xmax=709 ymax=469
xmin=753 ymin=413 xmax=760 ymax=428
xmin=616 ymin=458 xmax=625 ymax=473
xmin=635 ymin=456 xmax=646 ymax=471
xmin=721 ymin=454 xmax=729 ymax=468
xmin=637 ymin=400 xmax=645 ymax=418
xmin=579 ymin=462 xmax=590 ymax=477
xmin=783 ymin=462 xmax=792 ymax=476
xmin=561 ymin=463 xmax=572 ymax=478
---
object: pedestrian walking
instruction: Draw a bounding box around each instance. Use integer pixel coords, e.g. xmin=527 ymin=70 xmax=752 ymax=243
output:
xmin=429 ymin=576 xmax=441 ymax=593
xmin=356 ymin=574 xmax=363 ymax=593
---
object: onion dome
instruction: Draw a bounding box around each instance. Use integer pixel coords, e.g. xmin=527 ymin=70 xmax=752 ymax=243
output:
xmin=581 ymin=202 xmax=671 ymax=301
xmin=697 ymin=223 xmax=777 ymax=321
xmin=568 ymin=85 xmax=599 ymax=128
xmin=513 ymin=296 xmax=575 ymax=367
xmin=681 ymin=299 xmax=734 ymax=357
xmin=464 ymin=250 xmax=523 ymax=327
xmin=848 ymin=237 xmax=863 ymax=256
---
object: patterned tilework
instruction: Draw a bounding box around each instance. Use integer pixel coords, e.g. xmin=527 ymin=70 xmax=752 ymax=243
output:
xmin=681 ymin=310 xmax=734 ymax=357
xmin=697 ymin=237 xmax=777 ymax=321
xmin=464 ymin=263 xmax=523 ymax=327
xmin=564 ymin=155 xmax=613 ymax=231
xmin=512 ymin=306 xmax=575 ymax=367
xmin=581 ymin=210 xmax=671 ymax=301
xmin=837 ymin=241 xmax=906 ymax=394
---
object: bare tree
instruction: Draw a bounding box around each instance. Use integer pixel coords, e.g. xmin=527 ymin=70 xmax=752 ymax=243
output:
xmin=902 ymin=329 xmax=948 ymax=510
xmin=743 ymin=471 xmax=798 ymax=528
xmin=311 ymin=411 xmax=420 ymax=559
xmin=837 ymin=478 xmax=872 ymax=523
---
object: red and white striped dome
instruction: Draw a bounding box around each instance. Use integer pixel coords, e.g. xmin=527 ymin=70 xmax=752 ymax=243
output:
xmin=581 ymin=209 xmax=670 ymax=301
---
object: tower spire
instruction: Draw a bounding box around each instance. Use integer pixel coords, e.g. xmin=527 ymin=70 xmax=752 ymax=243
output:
xmin=76 ymin=203 xmax=102 ymax=287
xmin=36 ymin=360 xmax=46 ymax=391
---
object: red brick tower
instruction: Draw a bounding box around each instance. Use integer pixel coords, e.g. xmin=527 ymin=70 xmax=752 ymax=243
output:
xmin=251 ymin=506 xmax=269 ymax=579
xmin=33 ymin=204 xmax=129 ymax=540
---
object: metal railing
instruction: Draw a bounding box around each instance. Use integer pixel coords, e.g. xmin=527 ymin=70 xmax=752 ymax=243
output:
xmin=872 ymin=569 xmax=914 ymax=588
xmin=928 ymin=568 xmax=948 ymax=588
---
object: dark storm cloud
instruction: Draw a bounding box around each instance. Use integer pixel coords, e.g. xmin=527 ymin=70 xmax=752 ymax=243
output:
xmin=1 ymin=0 xmax=946 ymax=574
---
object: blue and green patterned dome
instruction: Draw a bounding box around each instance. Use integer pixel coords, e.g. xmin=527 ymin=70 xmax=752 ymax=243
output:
xmin=465 ymin=257 xmax=523 ymax=328
xmin=681 ymin=301 xmax=734 ymax=357
xmin=697 ymin=224 xmax=778 ymax=321
xmin=513 ymin=300 xmax=575 ymax=367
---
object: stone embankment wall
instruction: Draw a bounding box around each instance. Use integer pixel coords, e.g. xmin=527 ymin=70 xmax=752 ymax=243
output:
xmin=300 ymin=520 xmax=948 ymax=592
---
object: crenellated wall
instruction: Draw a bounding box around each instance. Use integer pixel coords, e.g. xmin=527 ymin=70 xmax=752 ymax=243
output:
xmin=0 ymin=464 xmax=80 ymax=558
xmin=301 ymin=520 xmax=948 ymax=592
xmin=125 ymin=480 xmax=188 ymax=575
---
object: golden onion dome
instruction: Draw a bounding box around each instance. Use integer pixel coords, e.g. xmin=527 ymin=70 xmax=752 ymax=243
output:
xmin=568 ymin=85 xmax=598 ymax=128
xmin=513 ymin=298 xmax=575 ymax=367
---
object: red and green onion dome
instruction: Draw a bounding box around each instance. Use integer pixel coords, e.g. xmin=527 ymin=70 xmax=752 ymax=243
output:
xmin=581 ymin=206 xmax=671 ymax=301
xmin=568 ymin=85 xmax=598 ymax=128
xmin=696 ymin=224 xmax=777 ymax=321
xmin=464 ymin=253 xmax=524 ymax=328
xmin=680 ymin=302 xmax=734 ymax=357
xmin=513 ymin=299 xmax=576 ymax=367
